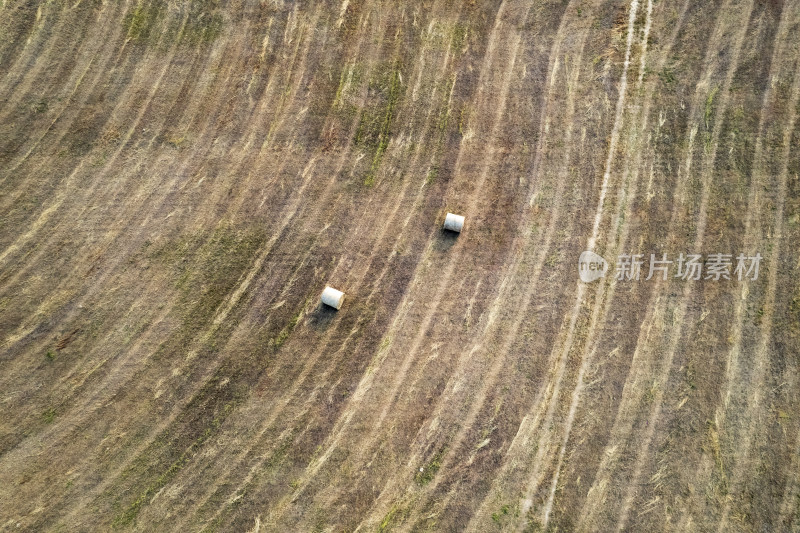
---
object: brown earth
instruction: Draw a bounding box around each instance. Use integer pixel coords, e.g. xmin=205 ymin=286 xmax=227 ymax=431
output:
xmin=0 ymin=0 xmax=799 ymax=531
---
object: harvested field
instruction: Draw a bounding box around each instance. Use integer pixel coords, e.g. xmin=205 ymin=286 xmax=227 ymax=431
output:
xmin=1 ymin=0 xmax=799 ymax=531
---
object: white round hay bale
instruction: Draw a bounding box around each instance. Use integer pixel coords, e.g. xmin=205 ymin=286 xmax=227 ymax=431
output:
xmin=443 ymin=212 xmax=465 ymax=233
xmin=321 ymin=286 xmax=345 ymax=310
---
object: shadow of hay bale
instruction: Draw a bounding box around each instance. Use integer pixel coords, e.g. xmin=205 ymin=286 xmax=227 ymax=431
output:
xmin=308 ymin=302 xmax=338 ymax=330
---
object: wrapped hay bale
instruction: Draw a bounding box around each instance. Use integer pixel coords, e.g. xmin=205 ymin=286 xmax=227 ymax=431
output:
xmin=443 ymin=212 xmax=465 ymax=233
xmin=321 ymin=286 xmax=345 ymax=310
